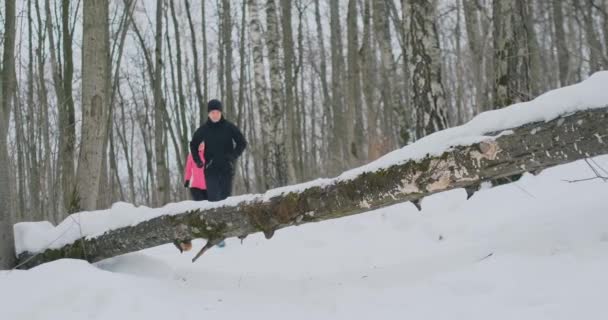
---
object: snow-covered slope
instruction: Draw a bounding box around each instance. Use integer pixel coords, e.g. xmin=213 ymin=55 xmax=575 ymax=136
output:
xmin=2 ymin=156 xmax=608 ymax=319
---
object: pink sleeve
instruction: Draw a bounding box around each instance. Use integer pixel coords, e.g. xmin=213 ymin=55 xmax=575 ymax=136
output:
xmin=184 ymin=154 xmax=192 ymax=182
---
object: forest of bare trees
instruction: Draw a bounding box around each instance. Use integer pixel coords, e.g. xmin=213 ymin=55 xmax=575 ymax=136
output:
xmin=1 ymin=0 xmax=607 ymax=260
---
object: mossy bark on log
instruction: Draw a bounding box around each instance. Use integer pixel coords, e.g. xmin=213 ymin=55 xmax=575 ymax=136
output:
xmin=17 ymin=107 xmax=608 ymax=269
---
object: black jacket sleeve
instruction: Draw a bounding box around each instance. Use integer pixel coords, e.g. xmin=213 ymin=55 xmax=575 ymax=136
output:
xmin=230 ymin=123 xmax=247 ymax=160
xmin=189 ymin=127 xmax=205 ymax=164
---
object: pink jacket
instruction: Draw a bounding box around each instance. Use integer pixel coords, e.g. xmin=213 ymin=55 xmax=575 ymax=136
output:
xmin=183 ymin=150 xmax=206 ymax=190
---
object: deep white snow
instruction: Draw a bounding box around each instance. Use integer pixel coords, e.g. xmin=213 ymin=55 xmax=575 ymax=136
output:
xmin=2 ymin=156 xmax=608 ymax=319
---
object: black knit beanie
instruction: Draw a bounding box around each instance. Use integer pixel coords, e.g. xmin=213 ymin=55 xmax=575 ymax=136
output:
xmin=207 ymin=99 xmax=223 ymax=112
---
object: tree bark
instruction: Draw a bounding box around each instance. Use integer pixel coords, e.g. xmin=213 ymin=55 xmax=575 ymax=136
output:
xmin=201 ymin=0 xmax=209 ymax=125
xmin=312 ymin=0 xmax=331 ymax=168
xmin=27 ymin=0 xmax=41 ymax=220
xmin=168 ymin=0 xmax=189 ymax=169
xmin=60 ymin=0 xmax=77 ymax=214
xmin=266 ymin=0 xmax=288 ymax=187
xmin=74 ymin=0 xmax=111 ymax=211
xmin=1 ymin=0 xmax=16 ymax=270
xmin=281 ymin=0 xmax=298 ymax=183
xmin=578 ymin=0 xmax=604 ymax=72
xmin=184 ymin=0 xmax=205 ymax=127
xmin=552 ymin=0 xmax=570 ymax=86
xmin=346 ymin=0 xmax=364 ymax=162
xmin=34 ymin=0 xmax=54 ymax=222
xmin=154 ymin=0 xmax=170 ymax=206
xmin=329 ymin=0 xmax=346 ymax=173
xmin=248 ymin=0 xmax=273 ymax=190
xmin=374 ymin=0 xmax=399 ymax=146
xmin=17 ymin=107 xmax=608 ymax=269
xmin=409 ymin=0 xmax=449 ymax=139
xmin=493 ymin=0 xmax=517 ymax=109
xmin=222 ymin=0 xmax=235 ymax=119
xmin=463 ymin=0 xmax=486 ymax=114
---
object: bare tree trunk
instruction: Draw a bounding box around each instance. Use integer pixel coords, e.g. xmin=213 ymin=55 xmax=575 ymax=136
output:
xmin=463 ymin=0 xmax=486 ymax=113
xmin=374 ymin=0 xmax=400 ymax=146
xmin=236 ymin=0 xmax=248 ymax=126
xmin=312 ymin=0 xmax=331 ymax=168
xmin=184 ymin=0 xmax=205 ymax=127
xmin=154 ymin=0 xmax=170 ymax=206
xmin=455 ymin=0 xmax=464 ymax=125
xmin=409 ymin=0 xmax=449 ymax=138
xmin=266 ymin=0 xmax=288 ymax=187
xmin=552 ymin=0 xmax=570 ymax=86
xmin=44 ymin=0 xmax=76 ymax=215
xmin=168 ymin=0 xmax=189 ymax=169
xmin=329 ymin=0 xmax=346 ymax=173
xmin=201 ymin=0 xmax=209 ymax=125
xmin=362 ymin=0 xmax=383 ymax=161
xmin=515 ymin=0 xmax=542 ymax=97
xmin=14 ymin=78 xmax=27 ymax=219
xmin=295 ymin=3 xmax=307 ymax=178
xmin=601 ymin=0 xmax=608 ymax=65
xmin=346 ymin=0 xmax=364 ymax=162
xmin=74 ymin=0 xmax=111 ymax=211
xmin=574 ymin=0 xmax=604 ymax=73
xmin=1 ymin=0 xmax=16 ymax=269
xmin=280 ymin=0 xmax=298 ymax=183
xmin=26 ymin=0 xmax=41 ymax=219
xmin=223 ymin=0 xmax=235 ymax=118
xmin=34 ymin=0 xmax=54 ymax=222
xmin=492 ymin=0 xmax=517 ymax=109
xmin=247 ymin=0 xmax=273 ymax=190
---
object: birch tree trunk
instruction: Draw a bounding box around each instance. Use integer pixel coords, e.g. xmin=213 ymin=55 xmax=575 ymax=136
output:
xmin=266 ymin=0 xmax=288 ymax=187
xmin=409 ymin=0 xmax=449 ymax=138
xmin=248 ymin=0 xmax=273 ymax=190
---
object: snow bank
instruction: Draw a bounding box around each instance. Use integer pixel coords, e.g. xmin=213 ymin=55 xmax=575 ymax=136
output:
xmin=3 ymin=156 xmax=608 ymax=319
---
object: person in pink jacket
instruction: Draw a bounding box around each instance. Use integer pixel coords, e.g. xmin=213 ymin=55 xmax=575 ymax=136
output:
xmin=175 ymin=143 xmax=208 ymax=253
xmin=183 ymin=143 xmax=207 ymax=201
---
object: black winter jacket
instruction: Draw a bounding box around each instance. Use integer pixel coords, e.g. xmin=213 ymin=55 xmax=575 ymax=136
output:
xmin=189 ymin=117 xmax=247 ymax=174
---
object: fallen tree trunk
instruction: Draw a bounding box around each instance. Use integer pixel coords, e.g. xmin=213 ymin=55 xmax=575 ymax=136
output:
xmin=17 ymin=107 xmax=608 ymax=268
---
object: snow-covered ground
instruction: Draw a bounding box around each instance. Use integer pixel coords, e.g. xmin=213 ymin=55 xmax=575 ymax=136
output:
xmin=2 ymin=156 xmax=607 ymax=319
